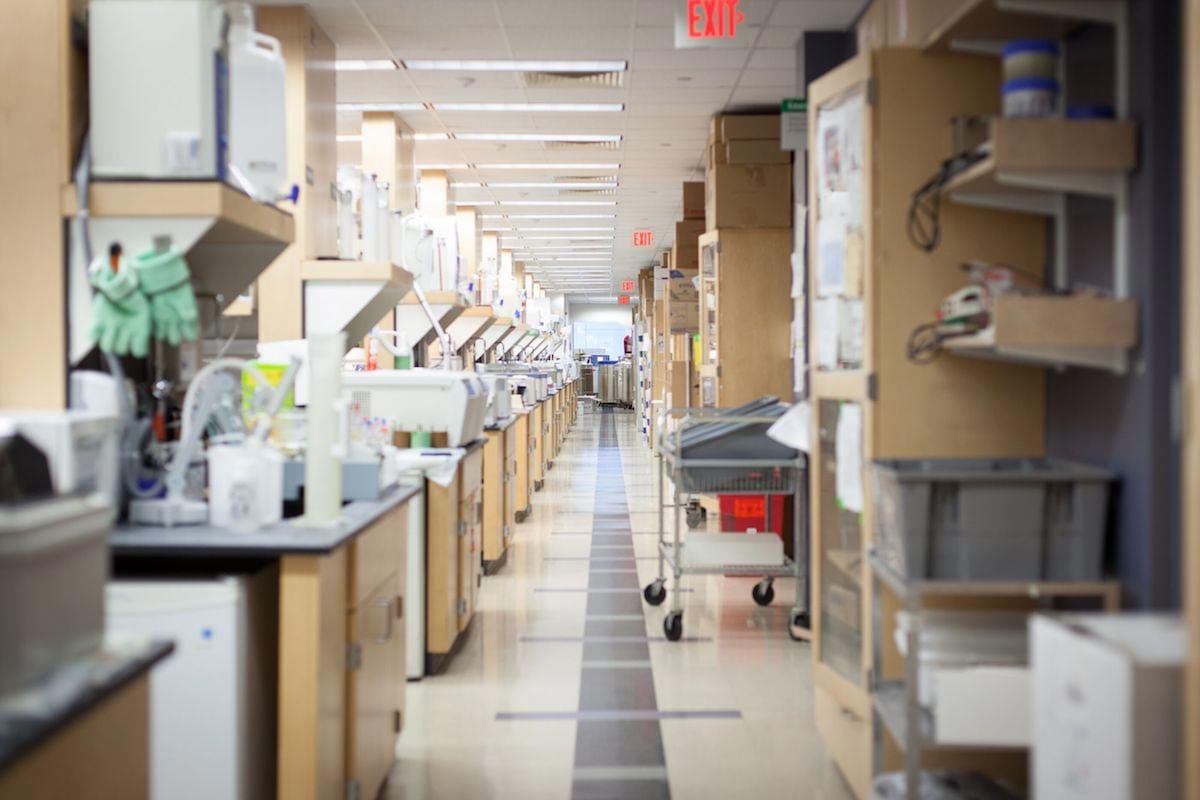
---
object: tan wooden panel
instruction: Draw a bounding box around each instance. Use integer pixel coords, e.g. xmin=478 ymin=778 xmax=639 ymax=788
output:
xmin=532 ymin=405 xmax=546 ymax=483
xmin=425 ymin=475 xmax=461 ymax=655
xmin=0 ymin=677 xmax=149 ymax=800
xmin=482 ymin=430 xmax=506 ymax=562
xmin=513 ymin=413 xmax=531 ymax=514
xmin=277 ymin=549 xmax=347 ymax=800
xmin=362 ymin=112 xmax=416 ymax=211
xmin=0 ymin=0 xmax=77 ymax=408
xmin=349 ymin=501 xmax=407 ymax=608
xmin=461 ymin=446 xmax=484 ymax=498
xmin=711 ymin=228 xmax=794 ymax=407
xmin=1186 ymin=1 xmax=1200 ymax=797
xmin=345 ymin=573 xmax=403 ymax=800
xmin=814 ymin=682 xmax=872 ymax=800
xmin=458 ymin=485 xmax=480 ymax=632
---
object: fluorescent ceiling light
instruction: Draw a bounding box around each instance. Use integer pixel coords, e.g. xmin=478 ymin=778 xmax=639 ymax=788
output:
xmin=483 ymin=227 xmax=514 ymax=232
xmin=402 ymin=59 xmax=627 ymax=73
xmin=455 ymin=133 xmax=621 ymax=143
xmin=337 ymin=135 xmax=363 ymax=143
xmin=511 ymin=227 xmax=616 ymax=232
xmin=337 ymin=102 xmax=425 ymax=112
xmin=413 ymin=133 xmax=451 ymax=141
xmin=463 ymin=163 xmax=622 ymax=171
xmin=533 ymin=256 xmax=614 ymax=261
xmin=335 ymin=59 xmax=398 ymax=71
xmin=466 ymin=182 xmax=618 ymax=189
xmin=452 ymin=182 xmax=484 ymax=188
xmin=482 ymin=214 xmax=616 ymax=220
xmin=435 ymin=102 xmax=623 ymax=113
xmin=418 ymin=164 xmax=470 ymax=171
xmin=502 ymin=235 xmax=614 ymax=241
xmin=455 ymin=201 xmax=618 ymax=207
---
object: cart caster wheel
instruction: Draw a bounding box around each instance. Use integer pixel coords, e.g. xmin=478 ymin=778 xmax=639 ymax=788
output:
xmin=789 ymin=610 xmax=811 ymax=641
xmin=685 ymin=506 xmax=703 ymax=529
xmin=663 ymin=612 xmax=683 ymax=642
xmin=643 ymin=580 xmax=667 ymax=607
xmin=752 ymin=580 xmax=775 ymax=607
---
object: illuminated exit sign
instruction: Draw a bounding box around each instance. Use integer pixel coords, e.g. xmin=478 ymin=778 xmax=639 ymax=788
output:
xmin=618 ymin=295 xmax=631 ymax=305
xmin=620 ymin=280 xmax=636 ymax=292
xmin=633 ymin=230 xmax=654 ymax=248
xmin=685 ymin=0 xmax=744 ymax=40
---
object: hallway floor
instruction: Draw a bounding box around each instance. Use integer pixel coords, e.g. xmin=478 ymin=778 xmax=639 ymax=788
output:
xmin=384 ymin=405 xmax=853 ymax=800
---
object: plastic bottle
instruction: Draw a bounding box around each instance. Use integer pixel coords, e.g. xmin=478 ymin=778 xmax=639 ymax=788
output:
xmin=395 ymin=332 xmax=413 ymax=370
xmin=226 ymin=3 xmax=288 ymax=201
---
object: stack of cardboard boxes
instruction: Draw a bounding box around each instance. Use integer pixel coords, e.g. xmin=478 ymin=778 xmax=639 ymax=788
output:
xmin=666 ymin=182 xmax=705 ymax=412
xmin=698 ymin=114 xmax=794 ymax=408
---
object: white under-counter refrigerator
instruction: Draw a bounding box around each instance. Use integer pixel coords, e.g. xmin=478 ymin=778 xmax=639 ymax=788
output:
xmin=106 ymin=566 xmax=278 ymax=800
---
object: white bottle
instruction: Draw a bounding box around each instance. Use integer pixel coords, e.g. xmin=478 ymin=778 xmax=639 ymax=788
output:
xmin=226 ymin=3 xmax=289 ymax=201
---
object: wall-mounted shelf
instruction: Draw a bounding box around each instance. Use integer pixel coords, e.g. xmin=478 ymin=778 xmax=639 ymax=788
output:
xmin=394 ymin=291 xmax=469 ymax=349
xmin=479 ymin=317 xmax=516 ymax=358
xmin=943 ymin=294 xmax=1138 ymax=374
xmin=921 ymin=0 xmax=1125 ymax=55
xmin=503 ymin=328 xmax=536 ymax=358
xmin=223 ymin=296 xmax=255 ymax=318
xmin=63 ymin=182 xmax=294 ymax=311
xmin=445 ymin=306 xmax=497 ymax=355
xmin=301 ymin=260 xmax=415 ymax=348
xmin=943 ymin=119 xmax=1138 ymax=212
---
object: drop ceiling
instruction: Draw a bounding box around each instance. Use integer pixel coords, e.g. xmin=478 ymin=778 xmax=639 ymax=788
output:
xmin=284 ymin=0 xmax=866 ymax=299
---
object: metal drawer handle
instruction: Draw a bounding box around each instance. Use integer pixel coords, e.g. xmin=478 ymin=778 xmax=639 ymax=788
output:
xmin=376 ymin=596 xmax=394 ymax=643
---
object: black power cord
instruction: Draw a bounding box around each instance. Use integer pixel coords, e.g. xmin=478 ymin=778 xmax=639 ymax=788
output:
xmin=907 ymin=151 xmax=988 ymax=253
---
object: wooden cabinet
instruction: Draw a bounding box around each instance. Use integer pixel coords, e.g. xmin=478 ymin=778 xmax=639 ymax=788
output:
xmin=459 ymin=448 xmax=484 ymax=631
xmin=697 ymin=228 xmax=793 ymax=408
xmin=806 ymin=50 xmax=1046 ymax=797
xmin=531 ymin=404 xmax=546 ymax=489
xmin=513 ymin=411 xmax=532 ymax=520
xmin=483 ymin=424 xmax=517 ymax=572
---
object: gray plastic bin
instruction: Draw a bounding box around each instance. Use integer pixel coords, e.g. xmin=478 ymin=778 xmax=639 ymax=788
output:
xmin=870 ymin=459 xmax=1114 ymax=581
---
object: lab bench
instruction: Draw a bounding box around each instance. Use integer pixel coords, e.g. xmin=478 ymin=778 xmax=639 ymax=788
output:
xmin=483 ymin=416 xmax=519 ymax=575
xmin=110 ymin=482 xmax=421 ymax=800
xmin=0 ymin=638 xmax=173 ymax=800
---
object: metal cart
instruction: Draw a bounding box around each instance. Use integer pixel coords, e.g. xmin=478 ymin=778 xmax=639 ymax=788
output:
xmin=643 ymin=403 xmax=810 ymax=642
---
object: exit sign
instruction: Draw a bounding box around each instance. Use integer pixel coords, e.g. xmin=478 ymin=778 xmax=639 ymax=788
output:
xmin=620 ymin=280 xmax=635 ymax=292
xmin=618 ymin=295 xmax=631 ymax=305
xmin=633 ymin=230 xmax=654 ymax=247
xmin=685 ymin=0 xmax=744 ymax=40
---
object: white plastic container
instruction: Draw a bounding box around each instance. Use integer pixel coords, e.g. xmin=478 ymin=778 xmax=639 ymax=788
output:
xmin=1003 ymin=77 xmax=1059 ymax=118
xmin=207 ymin=444 xmax=284 ymax=531
xmin=1002 ymin=39 xmax=1059 ymax=81
xmin=0 ymin=494 xmax=111 ymax=696
xmin=226 ymin=4 xmax=289 ymax=202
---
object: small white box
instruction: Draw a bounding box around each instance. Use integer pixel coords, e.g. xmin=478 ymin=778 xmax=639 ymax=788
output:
xmin=932 ymin=665 xmax=1030 ymax=747
xmin=1032 ymin=613 xmax=1185 ymax=800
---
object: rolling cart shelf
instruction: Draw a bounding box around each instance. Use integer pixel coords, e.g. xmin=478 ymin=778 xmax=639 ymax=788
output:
xmin=921 ymin=0 xmax=1125 ymax=54
xmin=872 ymin=683 xmax=1025 ymax=755
xmin=870 ymin=552 xmax=1122 ymax=603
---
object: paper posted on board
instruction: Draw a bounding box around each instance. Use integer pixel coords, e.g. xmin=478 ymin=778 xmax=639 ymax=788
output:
xmin=836 ymin=403 xmax=864 ymax=513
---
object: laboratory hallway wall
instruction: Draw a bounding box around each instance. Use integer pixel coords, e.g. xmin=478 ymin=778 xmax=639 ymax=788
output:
xmin=381 ymin=405 xmax=849 ymax=800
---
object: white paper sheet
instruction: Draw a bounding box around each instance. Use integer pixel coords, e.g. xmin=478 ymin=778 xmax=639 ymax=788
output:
xmin=767 ymin=400 xmax=811 ymax=453
xmin=839 ymin=297 xmax=865 ymax=367
xmin=814 ymin=298 xmax=839 ymax=370
xmin=835 ymin=403 xmax=864 ymax=513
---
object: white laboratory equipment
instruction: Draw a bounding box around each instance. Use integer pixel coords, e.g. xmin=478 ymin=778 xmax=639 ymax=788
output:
xmin=226 ymin=4 xmax=289 ymax=202
xmin=477 ymin=375 xmax=513 ymax=427
xmin=106 ymin=569 xmax=277 ymax=800
xmin=207 ymin=444 xmax=285 ymax=531
xmin=89 ymin=0 xmax=230 ymax=180
xmin=342 ymin=369 xmax=487 ymax=447
xmin=0 ymin=410 xmax=119 ymax=506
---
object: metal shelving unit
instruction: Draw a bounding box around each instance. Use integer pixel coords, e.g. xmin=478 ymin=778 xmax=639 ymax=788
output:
xmin=868 ymin=551 xmax=1120 ymax=799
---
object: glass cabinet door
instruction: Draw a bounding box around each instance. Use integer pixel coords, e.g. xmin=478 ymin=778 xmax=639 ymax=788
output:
xmin=699 ymin=240 xmax=719 ymax=407
xmin=817 ymin=399 xmax=865 ymax=686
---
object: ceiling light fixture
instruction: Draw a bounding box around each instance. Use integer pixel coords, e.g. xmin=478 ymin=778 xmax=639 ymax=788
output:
xmin=501 ymin=235 xmax=614 ymax=241
xmin=336 ymin=135 xmax=363 ymax=143
xmin=481 ymin=214 xmax=616 ymax=220
xmin=476 ymin=182 xmax=618 ymax=189
xmin=401 ymin=59 xmax=627 ymax=73
xmin=434 ymin=102 xmax=623 ymax=113
xmin=337 ymin=102 xmax=426 ymax=112
xmin=457 ymin=163 xmax=622 ymax=171
xmin=453 ymin=133 xmax=621 ymax=143
xmin=412 ymin=133 xmax=452 ymax=141
xmin=509 ymin=227 xmax=617 ymax=232
xmin=335 ymin=59 xmax=398 ymax=71
xmin=455 ymin=200 xmax=618 ymax=207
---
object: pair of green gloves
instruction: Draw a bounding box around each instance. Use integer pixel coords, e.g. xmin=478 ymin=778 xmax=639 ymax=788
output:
xmin=89 ymin=247 xmax=199 ymax=358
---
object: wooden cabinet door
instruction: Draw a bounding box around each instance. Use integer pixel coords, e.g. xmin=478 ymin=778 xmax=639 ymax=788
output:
xmin=425 ymin=477 xmax=460 ymax=655
xmin=482 ymin=432 xmax=505 ymax=563
xmin=346 ymin=573 xmax=404 ymax=800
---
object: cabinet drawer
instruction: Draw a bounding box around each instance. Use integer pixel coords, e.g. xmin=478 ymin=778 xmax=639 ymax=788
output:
xmin=814 ymin=684 xmax=871 ymax=800
xmin=346 ymin=574 xmax=404 ymax=800
xmin=349 ymin=503 xmax=406 ymax=607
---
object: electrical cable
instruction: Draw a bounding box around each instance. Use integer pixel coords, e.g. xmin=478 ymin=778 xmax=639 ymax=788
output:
xmin=907 ymin=150 xmax=988 ymax=253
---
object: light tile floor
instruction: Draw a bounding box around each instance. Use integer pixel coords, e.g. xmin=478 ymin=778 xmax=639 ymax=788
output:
xmin=384 ymin=406 xmax=855 ymax=800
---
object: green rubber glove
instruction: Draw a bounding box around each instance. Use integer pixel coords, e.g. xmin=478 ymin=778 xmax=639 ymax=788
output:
xmin=133 ymin=247 xmax=199 ymax=346
xmin=89 ymin=257 xmax=152 ymax=358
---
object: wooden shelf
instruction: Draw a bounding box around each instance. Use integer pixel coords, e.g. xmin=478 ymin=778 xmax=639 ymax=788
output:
xmin=63 ymin=182 xmax=294 ymax=311
xmin=943 ymin=294 xmax=1138 ymax=374
xmin=394 ymin=291 xmax=469 ymax=348
xmin=222 ymin=296 xmax=255 ymax=318
xmin=301 ymin=260 xmax=415 ymax=348
xmin=943 ymin=119 xmax=1138 ymax=213
xmin=811 ymin=369 xmax=871 ymax=401
xmin=920 ymin=0 xmax=1104 ymax=53
xmin=826 ymin=549 xmax=864 ymax=584
xmin=481 ymin=318 xmax=517 ymax=355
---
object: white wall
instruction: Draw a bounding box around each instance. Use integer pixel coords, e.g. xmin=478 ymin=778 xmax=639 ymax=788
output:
xmin=568 ymin=303 xmax=634 ymax=325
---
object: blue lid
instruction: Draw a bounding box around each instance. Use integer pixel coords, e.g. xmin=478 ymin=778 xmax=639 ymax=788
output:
xmin=1067 ymin=105 xmax=1116 ymax=119
xmin=1003 ymin=77 xmax=1060 ymax=93
xmin=1002 ymin=39 xmax=1060 ymax=57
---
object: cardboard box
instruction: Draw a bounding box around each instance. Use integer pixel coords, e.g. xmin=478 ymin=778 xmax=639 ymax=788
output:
xmin=682 ymin=181 xmax=705 ymax=220
xmin=932 ymin=666 xmax=1030 ymax=747
xmin=672 ymin=220 xmax=706 ymax=270
xmin=717 ymin=114 xmax=781 ymax=142
xmin=668 ymin=273 xmax=698 ymax=333
xmin=1032 ymin=614 xmax=1186 ymax=800
xmin=857 ymin=0 xmax=887 ymax=51
xmin=705 ymin=163 xmax=792 ymax=230
xmin=725 ymin=139 xmax=791 ymax=165
xmin=667 ymin=361 xmax=690 ymax=410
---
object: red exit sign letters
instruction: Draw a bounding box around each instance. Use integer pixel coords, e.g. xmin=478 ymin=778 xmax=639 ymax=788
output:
xmin=633 ymin=230 xmax=654 ymax=247
xmin=620 ymin=280 xmax=636 ymax=292
xmin=686 ymin=0 xmax=744 ymax=40
xmin=618 ymin=295 xmax=631 ymax=305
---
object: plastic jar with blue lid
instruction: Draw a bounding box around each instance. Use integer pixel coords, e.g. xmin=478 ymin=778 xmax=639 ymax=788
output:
xmin=1003 ymin=77 xmax=1059 ymax=118
xmin=1002 ymin=39 xmax=1060 ymax=81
